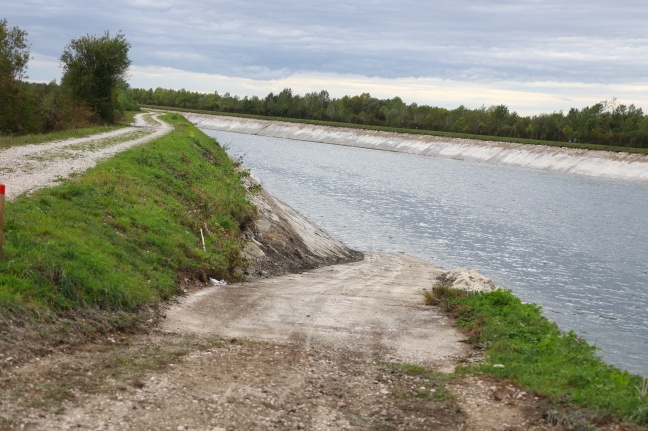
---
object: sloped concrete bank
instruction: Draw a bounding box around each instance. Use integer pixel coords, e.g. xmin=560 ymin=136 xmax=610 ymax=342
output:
xmin=186 ymin=113 xmax=648 ymax=182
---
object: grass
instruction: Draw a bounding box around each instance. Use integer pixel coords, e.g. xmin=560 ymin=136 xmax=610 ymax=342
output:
xmin=0 ymin=111 xmax=138 ymax=150
xmin=0 ymin=113 xmax=255 ymax=314
xmin=143 ymin=105 xmax=648 ymax=155
xmin=423 ymin=280 xmax=648 ymax=426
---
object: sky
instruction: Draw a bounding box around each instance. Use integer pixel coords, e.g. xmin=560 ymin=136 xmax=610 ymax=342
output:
xmin=4 ymin=0 xmax=648 ymax=115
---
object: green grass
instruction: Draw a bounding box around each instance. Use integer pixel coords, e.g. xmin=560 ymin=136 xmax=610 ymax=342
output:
xmin=0 ymin=113 xmax=255 ymax=313
xmin=424 ymin=282 xmax=648 ymax=425
xmin=143 ymin=105 xmax=648 ymax=155
xmin=0 ymin=111 xmax=138 ymax=150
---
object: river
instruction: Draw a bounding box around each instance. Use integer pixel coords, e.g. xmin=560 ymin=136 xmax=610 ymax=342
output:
xmin=203 ymin=128 xmax=648 ymax=377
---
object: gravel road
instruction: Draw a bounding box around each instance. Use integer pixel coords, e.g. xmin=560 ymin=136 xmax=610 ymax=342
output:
xmin=0 ymin=112 xmax=172 ymax=200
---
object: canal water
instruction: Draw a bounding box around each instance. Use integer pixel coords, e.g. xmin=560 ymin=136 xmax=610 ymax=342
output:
xmin=204 ymin=129 xmax=648 ymax=377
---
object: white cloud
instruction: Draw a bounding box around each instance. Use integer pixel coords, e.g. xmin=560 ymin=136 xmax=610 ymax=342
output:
xmin=5 ymin=0 xmax=648 ymax=114
xmin=129 ymin=65 xmax=648 ymax=115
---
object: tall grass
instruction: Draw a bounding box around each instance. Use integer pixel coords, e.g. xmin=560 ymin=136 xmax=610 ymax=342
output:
xmin=425 ymin=283 xmax=648 ymax=425
xmin=0 ymin=114 xmax=255 ymax=313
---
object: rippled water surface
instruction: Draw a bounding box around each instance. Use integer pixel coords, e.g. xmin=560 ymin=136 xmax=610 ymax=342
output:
xmin=206 ymin=129 xmax=648 ymax=376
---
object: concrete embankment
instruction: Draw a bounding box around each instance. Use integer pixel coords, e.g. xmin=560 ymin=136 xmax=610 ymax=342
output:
xmin=187 ymin=113 xmax=648 ymax=182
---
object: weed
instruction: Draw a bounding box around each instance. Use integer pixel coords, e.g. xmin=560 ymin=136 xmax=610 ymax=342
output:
xmin=425 ymin=285 xmax=648 ymax=426
xmin=381 ymin=362 xmax=458 ymax=405
xmin=420 ymin=283 xmax=467 ymax=309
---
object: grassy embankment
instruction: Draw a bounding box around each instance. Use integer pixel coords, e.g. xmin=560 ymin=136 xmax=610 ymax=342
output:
xmin=0 ymin=113 xmax=255 ymax=321
xmin=143 ymin=105 xmax=648 ymax=155
xmin=424 ymin=281 xmax=648 ymax=427
xmin=0 ymin=111 xmax=138 ymax=150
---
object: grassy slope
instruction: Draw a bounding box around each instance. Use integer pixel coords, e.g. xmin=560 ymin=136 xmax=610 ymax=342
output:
xmin=0 ymin=113 xmax=255 ymax=314
xmin=143 ymin=105 xmax=648 ymax=155
xmin=425 ymin=284 xmax=648 ymax=426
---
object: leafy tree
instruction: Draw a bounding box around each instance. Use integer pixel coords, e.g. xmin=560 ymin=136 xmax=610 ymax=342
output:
xmin=60 ymin=31 xmax=131 ymax=123
xmin=0 ymin=18 xmax=30 ymax=80
xmin=0 ymin=19 xmax=31 ymax=133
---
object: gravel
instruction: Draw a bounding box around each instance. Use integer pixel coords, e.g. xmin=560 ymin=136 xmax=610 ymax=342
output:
xmin=0 ymin=112 xmax=172 ymax=200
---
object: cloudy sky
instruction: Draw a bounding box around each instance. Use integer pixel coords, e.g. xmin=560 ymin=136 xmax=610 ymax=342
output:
xmin=5 ymin=0 xmax=648 ymax=115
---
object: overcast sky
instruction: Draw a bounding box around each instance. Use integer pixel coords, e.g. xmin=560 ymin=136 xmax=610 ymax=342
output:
xmin=5 ymin=0 xmax=648 ymax=115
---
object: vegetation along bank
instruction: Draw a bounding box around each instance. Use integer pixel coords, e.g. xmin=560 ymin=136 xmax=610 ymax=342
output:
xmin=0 ymin=114 xmax=255 ymax=355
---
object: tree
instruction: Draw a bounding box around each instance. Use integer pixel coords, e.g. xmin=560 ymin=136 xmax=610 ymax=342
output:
xmin=0 ymin=18 xmax=30 ymax=81
xmin=60 ymin=31 xmax=131 ymax=123
xmin=0 ymin=19 xmax=31 ymax=133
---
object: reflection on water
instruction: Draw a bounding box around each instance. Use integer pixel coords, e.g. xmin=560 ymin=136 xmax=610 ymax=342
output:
xmin=206 ymin=129 xmax=648 ymax=376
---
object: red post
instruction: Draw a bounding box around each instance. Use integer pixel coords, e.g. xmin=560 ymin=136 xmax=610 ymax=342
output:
xmin=0 ymin=184 xmax=4 ymax=260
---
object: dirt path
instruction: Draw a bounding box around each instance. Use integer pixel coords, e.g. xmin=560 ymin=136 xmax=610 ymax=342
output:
xmin=0 ymin=111 xmax=172 ymax=199
xmin=1 ymin=256 xmax=551 ymax=431
xmin=164 ymin=253 xmax=467 ymax=372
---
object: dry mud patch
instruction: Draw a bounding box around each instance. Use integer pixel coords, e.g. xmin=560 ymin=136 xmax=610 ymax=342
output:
xmin=1 ymin=254 xmax=558 ymax=431
xmin=0 ymin=333 xmax=551 ymax=431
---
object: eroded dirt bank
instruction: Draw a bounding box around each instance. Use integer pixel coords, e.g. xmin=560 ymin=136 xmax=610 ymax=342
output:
xmin=186 ymin=113 xmax=648 ymax=182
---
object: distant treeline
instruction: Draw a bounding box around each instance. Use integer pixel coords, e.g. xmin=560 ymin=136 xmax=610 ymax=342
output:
xmin=130 ymin=87 xmax=648 ymax=148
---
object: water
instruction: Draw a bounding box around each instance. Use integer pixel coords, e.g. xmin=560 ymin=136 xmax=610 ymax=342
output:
xmin=206 ymin=129 xmax=648 ymax=376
